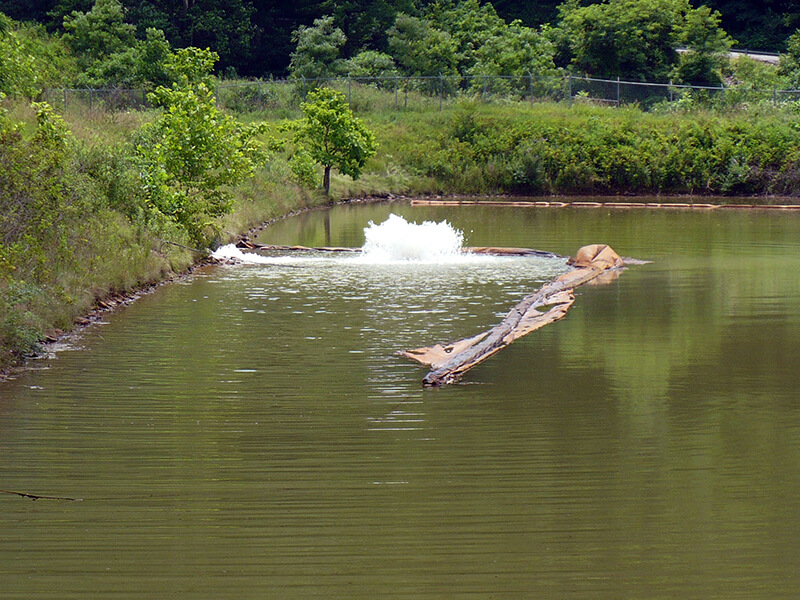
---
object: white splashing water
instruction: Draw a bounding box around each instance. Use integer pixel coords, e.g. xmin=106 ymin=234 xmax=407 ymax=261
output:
xmin=211 ymin=244 xmax=295 ymax=265
xmin=357 ymin=214 xmax=468 ymax=264
xmin=212 ymin=214 xmax=485 ymax=266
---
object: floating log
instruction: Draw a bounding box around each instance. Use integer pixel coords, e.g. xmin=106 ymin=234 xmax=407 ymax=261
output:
xmin=237 ymin=239 xmax=560 ymax=258
xmin=464 ymin=247 xmax=560 ymax=258
xmin=410 ymin=199 xmax=800 ymax=210
xmin=0 ymin=489 xmax=81 ymax=501
xmin=401 ymin=244 xmax=627 ymax=386
xmin=236 ymin=240 xmax=359 ymax=253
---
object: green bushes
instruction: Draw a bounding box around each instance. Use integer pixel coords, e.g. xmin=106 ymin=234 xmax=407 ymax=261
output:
xmin=382 ymin=102 xmax=800 ymax=196
xmin=0 ymin=97 xmax=198 ymax=370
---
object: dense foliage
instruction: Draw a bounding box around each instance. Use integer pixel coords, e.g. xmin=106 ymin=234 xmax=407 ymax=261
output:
xmin=0 ymin=0 xmax=799 ymax=85
xmin=1 ymin=0 xmax=796 ymax=74
xmin=0 ymin=97 xmax=188 ymax=367
xmin=391 ymin=102 xmax=800 ymax=196
xmin=555 ymin=0 xmax=731 ymax=84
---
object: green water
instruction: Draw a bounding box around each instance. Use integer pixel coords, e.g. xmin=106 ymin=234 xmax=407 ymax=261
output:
xmin=2 ymin=202 xmax=800 ymax=598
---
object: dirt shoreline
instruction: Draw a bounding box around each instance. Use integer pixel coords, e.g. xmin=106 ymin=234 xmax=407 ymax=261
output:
xmin=2 ymin=193 xmax=798 ymax=383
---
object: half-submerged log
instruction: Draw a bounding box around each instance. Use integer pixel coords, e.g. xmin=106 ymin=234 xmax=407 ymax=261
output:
xmin=401 ymin=244 xmax=626 ymax=386
xmin=237 ymin=240 xmax=359 ymax=253
xmin=237 ymin=239 xmax=561 ymax=258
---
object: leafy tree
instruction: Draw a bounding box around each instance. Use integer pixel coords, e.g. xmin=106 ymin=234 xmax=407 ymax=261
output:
xmin=78 ymin=25 xmax=172 ymax=87
xmin=469 ymin=20 xmax=559 ymax=94
xmin=388 ymin=12 xmax=459 ymax=91
xmin=288 ymin=15 xmax=346 ymax=80
xmin=60 ymin=0 xmax=176 ymax=88
xmin=673 ymin=5 xmax=733 ymax=85
xmin=284 ymin=86 xmax=377 ymax=197
xmin=426 ymin=0 xmax=507 ymax=73
xmin=0 ymin=98 xmax=82 ymax=361
xmin=0 ymin=14 xmax=76 ymax=97
xmin=557 ymin=0 xmax=683 ymax=81
xmin=556 ymin=0 xmax=732 ymax=82
xmin=62 ymin=0 xmax=136 ymax=69
xmin=345 ymin=49 xmax=398 ymax=78
xmin=136 ymin=47 xmax=269 ymax=245
xmin=0 ymin=98 xmax=86 ymax=290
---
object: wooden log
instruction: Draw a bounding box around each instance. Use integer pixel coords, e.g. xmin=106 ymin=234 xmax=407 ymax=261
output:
xmin=464 ymin=247 xmax=561 ymax=258
xmin=236 ymin=241 xmax=360 ymax=253
xmin=237 ymin=240 xmax=561 ymax=258
xmin=401 ymin=244 xmax=626 ymax=386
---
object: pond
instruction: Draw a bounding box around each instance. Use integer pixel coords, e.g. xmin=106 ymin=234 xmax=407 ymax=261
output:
xmin=2 ymin=201 xmax=800 ymax=599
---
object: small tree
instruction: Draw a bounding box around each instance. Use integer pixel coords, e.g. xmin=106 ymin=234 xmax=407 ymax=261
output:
xmin=136 ymin=47 xmax=268 ymax=246
xmin=345 ymin=50 xmax=398 ymax=78
xmin=284 ymin=87 xmax=377 ymax=198
xmin=673 ymin=5 xmax=733 ymax=85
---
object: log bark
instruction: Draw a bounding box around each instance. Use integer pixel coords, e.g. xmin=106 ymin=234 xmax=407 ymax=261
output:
xmin=237 ymin=240 xmax=561 ymax=258
xmin=401 ymin=244 xmax=626 ymax=386
xmin=236 ymin=240 xmax=359 ymax=253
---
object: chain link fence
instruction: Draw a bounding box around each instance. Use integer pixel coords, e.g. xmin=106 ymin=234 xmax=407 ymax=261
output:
xmin=41 ymin=74 xmax=800 ymax=115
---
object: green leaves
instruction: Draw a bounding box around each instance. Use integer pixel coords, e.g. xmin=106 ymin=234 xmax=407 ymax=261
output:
xmin=556 ymin=0 xmax=731 ymax=83
xmin=283 ymin=87 xmax=377 ymax=196
xmin=136 ymin=48 xmax=269 ymax=246
xmin=62 ymin=0 xmax=176 ymax=89
xmin=62 ymin=0 xmax=136 ymax=68
xmin=288 ymin=16 xmax=347 ymax=81
xmin=0 ymin=16 xmax=74 ymax=98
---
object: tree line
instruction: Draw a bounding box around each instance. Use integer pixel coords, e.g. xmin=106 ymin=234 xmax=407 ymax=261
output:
xmin=2 ymin=0 xmax=800 ymax=92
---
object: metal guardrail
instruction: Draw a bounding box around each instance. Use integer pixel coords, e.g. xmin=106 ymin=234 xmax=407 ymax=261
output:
xmin=41 ymin=74 xmax=800 ymax=114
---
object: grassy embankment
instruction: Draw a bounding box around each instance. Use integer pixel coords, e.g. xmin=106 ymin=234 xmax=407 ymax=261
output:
xmin=3 ymin=95 xmax=800 ymax=372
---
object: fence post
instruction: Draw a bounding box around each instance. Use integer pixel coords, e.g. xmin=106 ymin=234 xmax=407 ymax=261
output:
xmin=616 ymin=76 xmax=621 ymax=107
xmin=89 ymin=88 xmax=93 ymax=112
xmin=773 ymin=87 xmax=777 ymax=106
xmin=483 ymin=74 xmax=487 ymax=100
xmin=669 ymin=80 xmax=673 ymax=103
xmin=529 ymin=72 xmax=534 ymax=106
xmin=63 ymin=88 xmax=67 ymax=112
xmin=439 ymin=73 xmax=444 ymax=111
xmin=348 ymin=76 xmax=352 ymax=105
xmin=567 ymin=75 xmax=572 ymax=106
xmin=395 ymin=76 xmax=398 ymax=110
